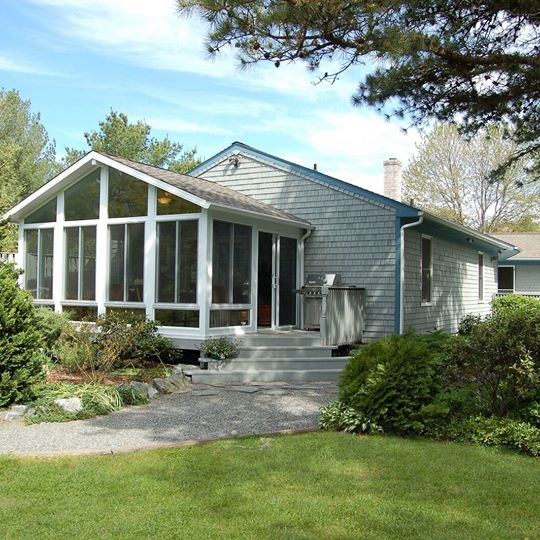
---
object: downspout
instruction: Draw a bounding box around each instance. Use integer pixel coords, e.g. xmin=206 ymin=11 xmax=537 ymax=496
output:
xmin=399 ymin=213 xmax=424 ymax=334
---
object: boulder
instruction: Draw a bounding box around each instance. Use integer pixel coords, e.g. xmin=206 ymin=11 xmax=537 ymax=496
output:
xmin=153 ymin=374 xmax=191 ymax=394
xmin=129 ymin=381 xmax=158 ymax=400
xmin=54 ymin=397 xmax=82 ymax=414
xmin=0 ymin=404 xmax=28 ymax=422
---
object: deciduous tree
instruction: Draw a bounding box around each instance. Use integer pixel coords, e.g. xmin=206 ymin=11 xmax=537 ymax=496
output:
xmin=403 ymin=124 xmax=540 ymax=233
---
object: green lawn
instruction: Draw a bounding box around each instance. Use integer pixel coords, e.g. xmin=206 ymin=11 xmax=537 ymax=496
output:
xmin=1 ymin=433 xmax=539 ymax=539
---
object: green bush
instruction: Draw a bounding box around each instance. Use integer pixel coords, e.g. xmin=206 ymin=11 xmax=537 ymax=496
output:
xmin=34 ymin=308 xmax=69 ymax=353
xmin=444 ymin=298 xmax=540 ymax=418
xmin=0 ymin=262 xmax=47 ymax=407
xmin=319 ymin=399 xmax=381 ymax=433
xmin=338 ymin=330 xmax=449 ymax=435
xmin=441 ymin=416 xmax=540 ymax=458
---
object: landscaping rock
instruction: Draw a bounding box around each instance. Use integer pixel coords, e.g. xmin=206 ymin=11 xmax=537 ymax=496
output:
xmin=54 ymin=397 xmax=82 ymax=414
xmin=129 ymin=381 xmax=158 ymax=400
xmin=261 ymin=389 xmax=289 ymax=396
xmin=153 ymin=374 xmax=191 ymax=394
xmin=227 ymin=386 xmax=260 ymax=394
xmin=0 ymin=405 xmax=28 ymax=422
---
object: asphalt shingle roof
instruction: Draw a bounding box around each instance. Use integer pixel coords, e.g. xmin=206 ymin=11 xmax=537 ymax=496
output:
xmin=104 ymin=153 xmax=311 ymax=226
xmin=492 ymin=233 xmax=540 ymax=259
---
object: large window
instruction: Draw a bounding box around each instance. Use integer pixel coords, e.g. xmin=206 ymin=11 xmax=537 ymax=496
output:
xmin=421 ymin=236 xmax=432 ymax=304
xmin=24 ymin=229 xmax=54 ymax=299
xmin=108 ymin=169 xmax=148 ymax=218
xmin=156 ymin=220 xmax=198 ymax=303
xmin=65 ymin=226 xmax=96 ymax=300
xmin=498 ymin=266 xmax=514 ymax=293
xmin=64 ymin=170 xmax=101 ymax=221
xmin=108 ymin=223 xmax=145 ymax=302
xmin=212 ymin=221 xmax=252 ymax=304
xmin=478 ymin=253 xmax=484 ymax=301
xmin=25 ymin=198 xmax=57 ymax=224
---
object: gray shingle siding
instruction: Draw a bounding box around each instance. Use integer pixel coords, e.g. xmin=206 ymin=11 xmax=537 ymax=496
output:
xmin=199 ymin=154 xmax=397 ymax=341
xmin=515 ymin=266 xmax=540 ymax=293
xmin=403 ymin=229 xmax=496 ymax=333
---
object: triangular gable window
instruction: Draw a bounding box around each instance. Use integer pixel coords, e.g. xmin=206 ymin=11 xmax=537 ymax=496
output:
xmin=25 ymin=198 xmax=57 ymax=224
xmin=108 ymin=169 xmax=148 ymax=218
xmin=156 ymin=189 xmax=201 ymax=215
xmin=65 ymin=170 xmax=101 ymax=221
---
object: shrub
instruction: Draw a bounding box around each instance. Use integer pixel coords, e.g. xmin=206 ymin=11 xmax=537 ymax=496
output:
xmin=0 ymin=262 xmax=47 ymax=407
xmin=339 ymin=330 xmax=449 ymax=435
xmin=444 ymin=298 xmax=540 ymax=418
xmin=441 ymin=416 xmax=540 ymax=458
xmin=199 ymin=337 xmax=240 ymax=359
xmin=34 ymin=308 xmax=70 ymax=353
xmin=319 ymin=400 xmax=381 ymax=433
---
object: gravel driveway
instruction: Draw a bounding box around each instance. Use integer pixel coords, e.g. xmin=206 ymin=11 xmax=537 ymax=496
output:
xmin=0 ymin=383 xmax=337 ymax=456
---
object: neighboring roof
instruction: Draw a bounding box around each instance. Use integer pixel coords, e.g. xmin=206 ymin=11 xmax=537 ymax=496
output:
xmin=491 ymin=233 xmax=540 ymax=260
xmin=191 ymin=141 xmax=518 ymax=254
xmin=190 ymin=141 xmax=421 ymax=218
xmin=4 ymin=151 xmax=311 ymax=228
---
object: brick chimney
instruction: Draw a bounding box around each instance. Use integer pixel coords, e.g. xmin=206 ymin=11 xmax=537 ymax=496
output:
xmin=383 ymin=158 xmax=402 ymax=202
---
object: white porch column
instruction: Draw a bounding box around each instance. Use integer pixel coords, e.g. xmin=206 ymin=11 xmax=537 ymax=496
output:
xmin=17 ymin=220 xmax=24 ymax=285
xmin=52 ymin=192 xmax=64 ymax=312
xmin=144 ymin=186 xmax=157 ymax=319
xmin=95 ymin=166 xmax=108 ymax=315
xmin=198 ymin=209 xmax=210 ymax=337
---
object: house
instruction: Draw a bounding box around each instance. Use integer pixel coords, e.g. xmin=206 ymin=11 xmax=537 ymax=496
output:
xmin=3 ymin=143 xmax=517 ymax=353
xmin=492 ymin=233 xmax=540 ymax=297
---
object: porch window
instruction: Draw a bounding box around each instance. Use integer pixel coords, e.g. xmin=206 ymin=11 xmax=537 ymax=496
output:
xmin=24 ymin=229 xmax=54 ymax=299
xmin=64 ymin=170 xmax=101 ymax=221
xmin=212 ymin=221 xmax=252 ymax=304
xmin=156 ymin=220 xmax=198 ymax=303
xmin=62 ymin=305 xmax=98 ymax=322
xmin=25 ymin=198 xmax=57 ymax=224
xmin=498 ymin=266 xmax=514 ymax=293
xmin=421 ymin=236 xmax=432 ymax=303
xmin=478 ymin=253 xmax=484 ymax=301
xmin=65 ymin=226 xmax=96 ymax=300
xmin=108 ymin=223 xmax=145 ymax=302
xmin=108 ymin=169 xmax=148 ymax=218
xmin=210 ymin=309 xmax=250 ymax=328
xmin=155 ymin=309 xmax=199 ymax=327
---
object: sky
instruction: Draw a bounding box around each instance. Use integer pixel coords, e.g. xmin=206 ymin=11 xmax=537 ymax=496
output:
xmin=1 ymin=0 xmax=421 ymax=193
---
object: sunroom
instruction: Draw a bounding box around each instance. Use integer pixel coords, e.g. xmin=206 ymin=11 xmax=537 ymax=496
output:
xmin=4 ymin=152 xmax=311 ymax=348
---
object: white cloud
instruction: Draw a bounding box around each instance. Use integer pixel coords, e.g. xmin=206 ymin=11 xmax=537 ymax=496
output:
xmin=0 ymin=52 xmax=64 ymax=76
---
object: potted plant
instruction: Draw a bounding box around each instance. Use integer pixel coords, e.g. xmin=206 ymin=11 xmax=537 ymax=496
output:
xmin=199 ymin=337 xmax=240 ymax=369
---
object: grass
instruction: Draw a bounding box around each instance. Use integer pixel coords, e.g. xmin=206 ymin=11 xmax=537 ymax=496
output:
xmin=0 ymin=433 xmax=539 ymax=539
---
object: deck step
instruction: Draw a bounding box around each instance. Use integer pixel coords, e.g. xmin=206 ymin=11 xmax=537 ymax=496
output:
xmin=186 ymin=368 xmax=344 ymax=384
xmin=240 ymin=335 xmax=322 ymax=347
xmin=237 ymin=346 xmax=334 ymax=359
xmin=210 ymin=357 xmax=350 ymax=371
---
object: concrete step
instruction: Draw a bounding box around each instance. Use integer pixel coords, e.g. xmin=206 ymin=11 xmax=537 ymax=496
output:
xmin=240 ymin=334 xmax=322 ymax=347
xmin=236 ymin=346 xmax=334 ymax=359
xmin=186 ymin=368 xmax=343 ymax=384
xmin=221 ymin=357 xmax=349 ymax=371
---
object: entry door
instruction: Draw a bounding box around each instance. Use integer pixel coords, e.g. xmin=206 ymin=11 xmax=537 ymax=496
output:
xmin=257 ymin=233 xmax=297 ymax=328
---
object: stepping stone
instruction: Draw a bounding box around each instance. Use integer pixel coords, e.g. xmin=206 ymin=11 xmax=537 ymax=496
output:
xmin=227 ymin=386 xmax=260 ymax=394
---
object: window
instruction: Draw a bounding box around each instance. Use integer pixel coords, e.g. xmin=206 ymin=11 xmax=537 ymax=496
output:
xmin=421 ymin=236 xmax=432 ymax=303
xmin=157 ymin=189 xmax=201 ymax=215
xmin=210 ymin=309 xmax=250 ymax=327
xmin=25 ymin=198 xmax=57 ymax=224
xmin=65 ymin=226 xmax=96 ymax=300
xmin=108 ymin=223 xmax=145 ymax=302
xmin=212 ymin=221 xmax=252 ymax=304
xmin=64 ymin=170 xmax=101 ymax=221
xmin=155 ymin=309 xmax=199 ymax=327
xmin=108 ymin=169 xmax=148 ymax=218
xmin=156 ymin=220 xmax=198 ymax=303
xmin=498 ymin=266 xmax=514 ymax=293
xmin=24 ymin=229 xmax=54 ymax=299
xmin=478 ymin=253 xmax=484 ymax=301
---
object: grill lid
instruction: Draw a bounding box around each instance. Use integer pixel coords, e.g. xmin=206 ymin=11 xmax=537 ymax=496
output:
xmin=304 ymin=273 xmax=342 ymax=287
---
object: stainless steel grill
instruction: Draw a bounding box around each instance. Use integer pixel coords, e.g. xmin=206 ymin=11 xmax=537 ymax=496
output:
xmin=295 ymin=273 xmax=341 ymax=329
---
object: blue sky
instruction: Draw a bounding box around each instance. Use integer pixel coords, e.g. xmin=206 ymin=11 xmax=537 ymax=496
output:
xmin=1 ymin=0 xmax=420 ymax=193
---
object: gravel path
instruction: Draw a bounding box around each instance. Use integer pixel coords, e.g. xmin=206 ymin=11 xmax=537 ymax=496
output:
xmin=0 ymin=383 xmax=337 ymax=456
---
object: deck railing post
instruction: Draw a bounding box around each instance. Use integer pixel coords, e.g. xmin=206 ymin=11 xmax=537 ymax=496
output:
xmin=320 ymin=283 xmax=328 ymax=346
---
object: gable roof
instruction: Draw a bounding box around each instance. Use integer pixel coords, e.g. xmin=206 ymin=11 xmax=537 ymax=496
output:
xmin=190 ymin=141 xmax=420 ymax=218
xmin=191 ymin=141 xmax=518 ymax=254
xmin=491 ymin=233 xmax=540 ymax=260
xmin=4 ymin=151 xmax=311 ymax=228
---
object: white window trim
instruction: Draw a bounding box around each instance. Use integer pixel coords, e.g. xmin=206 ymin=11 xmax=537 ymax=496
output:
xmin=420 ymin=234 xmax=433 ymax=306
